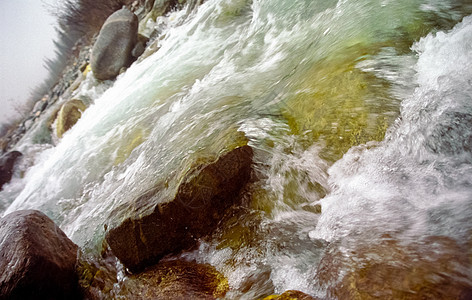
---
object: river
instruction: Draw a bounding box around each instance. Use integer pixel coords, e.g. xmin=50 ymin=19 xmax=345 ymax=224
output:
xmin=1 ymin=0 xmax=472 ymax=298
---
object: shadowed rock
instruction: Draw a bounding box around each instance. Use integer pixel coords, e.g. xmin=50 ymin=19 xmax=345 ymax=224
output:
xmin=0 ymin=150 xmax=22 ymax=190
xmin=0 ymin=210 xmax=80 ymax=300
xmin=91 ymin=8 xmax=138 ymax=80
xmin=106 ymin=145 xmax=253 ymax=272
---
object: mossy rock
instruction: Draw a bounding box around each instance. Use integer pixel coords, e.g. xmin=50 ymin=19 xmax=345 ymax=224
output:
xmin=118 ymin=260 xmax=229 ymax=299
xmin=56 ymin=99 xmax=87 ymax=138
xmin=106 ymin=144 xmax=253 ymax=272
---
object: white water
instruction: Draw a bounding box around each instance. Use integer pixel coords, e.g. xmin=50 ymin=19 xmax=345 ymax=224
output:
xmin=2 ymin=0 xmax=472 ymax=298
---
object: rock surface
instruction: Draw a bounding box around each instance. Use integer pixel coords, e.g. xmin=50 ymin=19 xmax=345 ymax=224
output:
xmin=0 ymin=150 xmax=22 ymax=190
xmin=106 ymin=145 xmax=253 ymax=272
xmin=0 ymin=210 xmax=80 ymax=300
xmin=56 ymin=99 xmax=87 ymax=138
xmin=264 ymin=290 xmax=318 ymax=300
xmin=118 ymin=260 xmax=229 ymax=299
xmin=317 ymin=235 xmax=472 ymax=300
xmin=91 ymin=8 xmax=138 ymax=80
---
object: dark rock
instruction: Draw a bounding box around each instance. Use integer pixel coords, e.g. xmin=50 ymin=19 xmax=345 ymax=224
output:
xmin=56 ymin=99 xmax=87 ymax=138
xmin=0 ymin=150 xmax=22 ymax=190
xmin=264 ymin=290 xmax=318 ymax=300
xmin=106 ymin=145 xmax=253 ymax=272
xmin=0 ymin=210 xmax=80 ymax=300
xmin=91 ymin=8 xmax=138 ymax=81
xmin=117 ymin=260 xmax=229 ymax=299
xmin=131 ymin=34 xmax=149 ymax=58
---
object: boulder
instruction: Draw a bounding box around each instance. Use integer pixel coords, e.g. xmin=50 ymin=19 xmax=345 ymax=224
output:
xmin=0 ymin=150 xmax=22 ymax=190
xmin=56 ymin=99 xmax=86 ymax=138
xmin=264 ymin=290 xmax=318 ymax=300
xmin=117 ymin=260 xmax=229 ymax=299
xmin=0 ymin=210 xmax=80 ymax=300
xmin=106 ymin=145 xmax=253 ymax=272
xmin=91 ymin=8 xmax=138 ymax=80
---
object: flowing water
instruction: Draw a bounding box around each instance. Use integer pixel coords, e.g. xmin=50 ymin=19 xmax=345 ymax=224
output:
xmin=2 ymin=0 xmax=472 ymax=298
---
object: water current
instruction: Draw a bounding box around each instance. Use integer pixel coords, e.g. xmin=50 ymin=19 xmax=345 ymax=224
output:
xmin=1 ymin=0 xmax=472 ymax=298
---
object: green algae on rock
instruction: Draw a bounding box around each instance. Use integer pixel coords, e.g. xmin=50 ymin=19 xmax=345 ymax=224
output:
xmin=56 ymin=99 xmax=87 ymax=138
xmin=118 ymin=260 xmax=229 ymax=299
xmin=106 ymin=143 xmax=253 ymax=272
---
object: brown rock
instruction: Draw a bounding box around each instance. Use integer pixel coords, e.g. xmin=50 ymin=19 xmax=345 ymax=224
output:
xmin=119 ymin=260 xmax=229 ymax=299
xmin=264 ymin=290 xmax=318 ymax=300
xmin=0 ymin=210 xmax=80 ymax=300
xmin=317 ymin=235 xmax=472 ymax=300
xmin=106 ymin=145 xmax=253 ymax=272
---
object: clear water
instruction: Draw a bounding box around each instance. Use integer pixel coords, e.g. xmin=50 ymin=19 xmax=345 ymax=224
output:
xmin=2 ymin=0 xmax=472 ymax=298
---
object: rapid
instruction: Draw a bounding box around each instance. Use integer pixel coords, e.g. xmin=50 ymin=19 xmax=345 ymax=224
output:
xmin=1 ymin=0 xmax=472 ymax=298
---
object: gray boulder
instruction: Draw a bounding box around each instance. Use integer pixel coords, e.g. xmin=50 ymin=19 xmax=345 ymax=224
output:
xmin=0 ymin=210 xmax=80 ymax=300
xmin=106 ymin=145 xmax=253 ymax=272
xmin=91 ymin=8 xmax=138 ymax=81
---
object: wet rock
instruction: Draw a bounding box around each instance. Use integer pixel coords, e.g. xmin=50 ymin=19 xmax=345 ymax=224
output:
xmin=0 ymin=150 xmax=22 ymax=190
xmin=426 ymin=111 xmax=472 ymax=155
xmin=0 ymin=210 xmax=80 ymax=300
xmin=264 ymin=290 xmax=318 ymax=300
xmin=56 ymin=99 xmax=87 ymax=138
xmin=77 ymin=250 xmax=119 ymax=300
xmin=118 ymin=260 xmax=229 ymax=299
xmin=106 ymin=145 xmax=253 ymax=272
xmin=132 ymin=34 xmax=149 ymax=58
xmin=91 ymin=8 xmax=138 ymax=81
xmin=317 ymin=235 xmax=472 ymax=300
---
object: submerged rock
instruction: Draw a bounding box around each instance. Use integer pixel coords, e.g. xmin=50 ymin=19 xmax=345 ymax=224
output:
xmin=56 ymin=99 xmax=86 ymax=138
xmin=0 ymin=210 xmax=80 ymax=300
xmin=106 ymin=145 xmax=253 ymax=272
xmin=91 ymin=8 xmax=138 ymax=81
xmin=0 ymin=150 xmax=22 ymax=190
xmin=264 ymin=290 xmax=318 ymax=300
xmin=118 ymin=260 xmax=229 ymax=299
xmin=317 ymin=235 xmax=472 ymax=300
